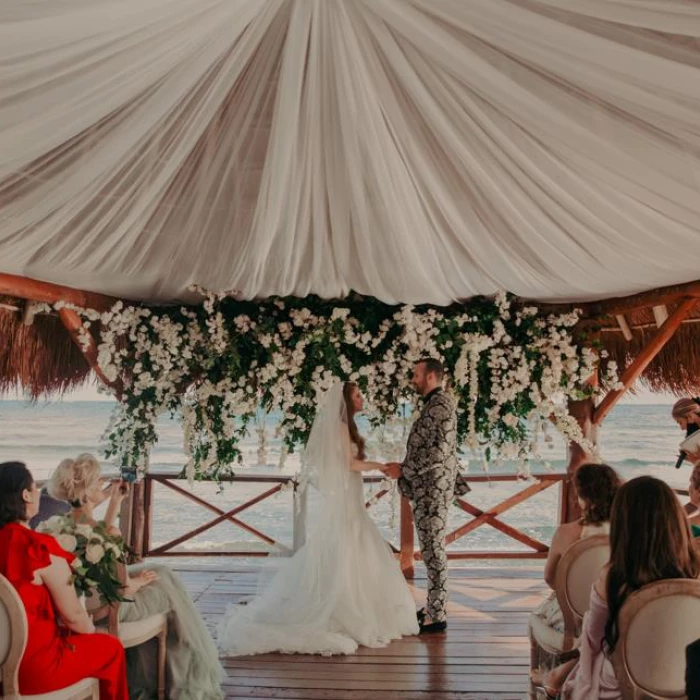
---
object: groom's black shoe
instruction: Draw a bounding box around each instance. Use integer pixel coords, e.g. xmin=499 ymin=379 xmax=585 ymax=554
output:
xmin=416 ymin=607 xmax=426 ymax=623
xmin=419 ymin=619 xmax=447 ymax=634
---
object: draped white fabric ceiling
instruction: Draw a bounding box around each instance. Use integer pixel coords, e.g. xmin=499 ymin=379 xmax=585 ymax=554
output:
xmin=1 ymin=0 xmax=699 ymax=305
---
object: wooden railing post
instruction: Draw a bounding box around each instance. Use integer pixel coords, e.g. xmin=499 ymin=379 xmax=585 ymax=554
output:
xmin=559 ymin=474 xmax=571 ymax=526
xmin=293 ymin=483 xmax=307 ymax=552
xmin=129 ymin=480 xmax=146 ymax=560
xmin=119 ymin=489 xmax=133 ymax=549
xmin=400 ymin=496 xmax=415 ymax=579
xmin=564 ymin=396 xmax=597 ymax=523
xmin=142 ymin=476 xmax=153 ymax=557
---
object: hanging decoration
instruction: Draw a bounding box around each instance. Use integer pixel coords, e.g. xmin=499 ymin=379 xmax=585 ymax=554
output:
xmin=36 ymin=292 xmax=620 ymax=480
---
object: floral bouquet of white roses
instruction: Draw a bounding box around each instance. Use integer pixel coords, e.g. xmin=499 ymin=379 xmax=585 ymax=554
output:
xmin=38 ymin=515 xmax=129 ymax=604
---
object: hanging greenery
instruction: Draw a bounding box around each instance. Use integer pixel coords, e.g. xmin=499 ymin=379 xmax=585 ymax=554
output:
xmin=43 ymin=291 xmax=621 ymax=480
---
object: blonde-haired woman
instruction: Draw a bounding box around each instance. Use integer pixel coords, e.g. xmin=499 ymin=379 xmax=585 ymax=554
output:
xmin=47 ymin=454 xmax=223 ymax=700
xmin=672 ymin=398 xmax=700 ymax=466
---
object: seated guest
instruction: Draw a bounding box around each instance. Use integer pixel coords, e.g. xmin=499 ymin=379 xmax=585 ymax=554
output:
xmin=0 ymin=461 xmax=128 ymax=700
xmin=530 ymin=463 xmax=621 ymax=634
xmin=28 ymin=484 xmax=70 ymax=529
xmin=47 ymin=454 xmax=223 ymax=700
xmin=533 ymin=476 xmax=700 ymax=699
xmin=688 ymin=464 xmax=700 ymax=537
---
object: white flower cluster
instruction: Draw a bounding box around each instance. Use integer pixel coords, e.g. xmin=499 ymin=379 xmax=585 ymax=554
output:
xmin=48 ymin=290 xmax=619 ymax=480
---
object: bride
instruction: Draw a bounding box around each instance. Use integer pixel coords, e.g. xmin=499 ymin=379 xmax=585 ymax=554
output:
xmin=217 ymin=381 xmax=420 ymax=655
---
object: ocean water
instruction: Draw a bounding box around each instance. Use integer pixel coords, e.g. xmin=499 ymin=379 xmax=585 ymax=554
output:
xmin=0 ymin=400 xmax=691 ymax=567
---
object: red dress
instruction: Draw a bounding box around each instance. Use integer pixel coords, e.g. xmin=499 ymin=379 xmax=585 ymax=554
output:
xmin=0 ymin=522 xmax=129 ymax=699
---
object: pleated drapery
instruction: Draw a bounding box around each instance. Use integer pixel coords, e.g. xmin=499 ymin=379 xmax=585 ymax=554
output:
xmin=1 ymin=0 xmax=699 ymax=304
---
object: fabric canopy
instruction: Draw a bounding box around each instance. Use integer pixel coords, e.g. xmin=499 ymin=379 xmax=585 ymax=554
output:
xmin=1 ymin=0 xmax=699 ymax=306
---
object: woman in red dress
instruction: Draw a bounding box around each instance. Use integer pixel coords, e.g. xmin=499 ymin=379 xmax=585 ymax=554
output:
xmin=0 ymin=461 xmax=129 ymax=700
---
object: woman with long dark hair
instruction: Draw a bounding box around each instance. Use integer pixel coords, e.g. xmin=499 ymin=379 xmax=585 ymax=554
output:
xmin=0 ymin=461 xmax=128 ymax=699
xmin=530 ymin=463 xmax=621 ymax=635
xmin=534 ymin=476 xmax=700 ymax=699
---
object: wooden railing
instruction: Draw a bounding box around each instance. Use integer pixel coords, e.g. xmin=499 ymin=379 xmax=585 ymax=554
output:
xmin=131 ymin=472 xmax=570 ymax=573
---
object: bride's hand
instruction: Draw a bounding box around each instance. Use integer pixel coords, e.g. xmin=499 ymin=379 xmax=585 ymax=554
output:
xmin=382 ymin=463 xmax=402 ymax=479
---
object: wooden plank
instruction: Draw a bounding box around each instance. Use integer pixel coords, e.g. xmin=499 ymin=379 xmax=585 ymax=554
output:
xmin=615 ymin=314 xmax=633 ymax=341
xmin=593 ymin=297 xmax=698 ymax=424
xmin=170 ymin=563 xmax=547 ymax=699
xmin=0 ymin=272 xmax=117 ymax=310
xmin=652 ymin=305 xmax=668 ymax=327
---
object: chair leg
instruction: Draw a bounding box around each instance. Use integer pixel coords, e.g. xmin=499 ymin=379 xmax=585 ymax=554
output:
xmin=157 ymin=628 xmax=167 ymax=700
xmin=529 ymin=632 xmax=540 ymax=700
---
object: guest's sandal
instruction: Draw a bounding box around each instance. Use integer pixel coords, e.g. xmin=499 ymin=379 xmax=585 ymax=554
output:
xmin=529 ymin=670 xmax=558 ymax=699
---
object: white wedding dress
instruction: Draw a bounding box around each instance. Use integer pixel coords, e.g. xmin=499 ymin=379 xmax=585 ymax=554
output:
xmin=217 ymin=384 xmax=419 ymax=656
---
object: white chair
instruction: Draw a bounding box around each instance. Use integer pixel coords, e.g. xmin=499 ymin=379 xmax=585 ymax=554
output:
xmin=612 ymin=578 xmax=700 ymax=700
xmin=529 ymin=535 xmax=610 ymax=696
xmin=0 ymin=573 xmax=98 ymax=700
xmin=87 ymin=565 xmax=167 ymax=700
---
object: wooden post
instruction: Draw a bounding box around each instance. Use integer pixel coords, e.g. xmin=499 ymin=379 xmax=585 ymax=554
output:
xmin=293 ymin=483 xmax=307 ymax=552
xmin=129 ymin=480 xmax=146 ymax=560
xmin=563 ymin=395 xmax=597 ymax=523
xmin=400 ymin=496 xmax=415 ymax=579
xmin=119 ymin=491 xmax=133 ymax=552
xmin=142 ymin=477 xmax=154 ymax=557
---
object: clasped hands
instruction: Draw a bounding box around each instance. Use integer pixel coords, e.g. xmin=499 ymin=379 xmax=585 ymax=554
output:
xmin=382 ymin=462 xmax=402 ymax=479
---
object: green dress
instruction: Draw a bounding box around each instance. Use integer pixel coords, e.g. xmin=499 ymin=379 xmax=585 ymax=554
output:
xmin=120 ymin=564 xmax=223 ymax=700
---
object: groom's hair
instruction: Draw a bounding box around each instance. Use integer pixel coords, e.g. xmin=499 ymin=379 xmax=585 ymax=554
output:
xmin=417 ymin=357 xmax=444 ymax=380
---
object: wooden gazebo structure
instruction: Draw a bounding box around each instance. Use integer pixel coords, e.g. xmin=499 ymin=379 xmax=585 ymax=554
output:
xmin=2 ymin=271 xmax=699 ymax=559
xmin=2 ymin=1 xmax=700 ymax=695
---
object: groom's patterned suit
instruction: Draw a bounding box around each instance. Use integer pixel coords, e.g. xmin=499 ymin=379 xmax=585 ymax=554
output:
xmin=398 ymin=388 xmax=458 ymax=624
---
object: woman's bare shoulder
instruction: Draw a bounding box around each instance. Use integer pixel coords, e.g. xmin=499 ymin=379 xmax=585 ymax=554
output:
xmin=554 ymin=520 xmax=583 ymax=544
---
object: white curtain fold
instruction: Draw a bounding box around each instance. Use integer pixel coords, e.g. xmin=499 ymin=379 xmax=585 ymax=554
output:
xmin=0 ymin=0 xmax=699 ymax=304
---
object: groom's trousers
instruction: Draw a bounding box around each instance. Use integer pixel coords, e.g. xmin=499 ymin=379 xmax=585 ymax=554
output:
xmin=413 ymin=492 xmax=451 ymax=623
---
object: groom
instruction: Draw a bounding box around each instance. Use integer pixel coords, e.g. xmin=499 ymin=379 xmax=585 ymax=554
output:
xmin=385 ymin=358 xmax=461 ymax=634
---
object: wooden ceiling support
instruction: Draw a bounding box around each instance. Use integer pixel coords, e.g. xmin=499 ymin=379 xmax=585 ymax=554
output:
xmin=58 ymin=307 xmax=122 ymax=397
xmin=593 ymin=297 xmax=698 ymax=425
xmin=652 ymin=305 xmax=668 ymax=327
xmin=577 ymin=280 xmax=700 ymax=319
xmin=615 ymin=314 xmax=633 ymax=341
xmin=0 ymin=272 xmax=118 ymax=311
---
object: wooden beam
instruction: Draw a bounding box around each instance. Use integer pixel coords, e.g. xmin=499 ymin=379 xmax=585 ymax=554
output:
xmin=576 ymin=280 xmax=700 ymax=318
xmin=652 ymin=305 xmax=668 ymax=327
xmin=0 ymin=272 xmax=118 ymax=311
xmin=615 ymin=314 xmax=633 ymax=341
xmin=57 ymin=307 xmax=122 ymax=396
xmin=593 ymin=297 xmax=698 ymax=425
xmin=523 ymin=279 xmax=700 ymax=320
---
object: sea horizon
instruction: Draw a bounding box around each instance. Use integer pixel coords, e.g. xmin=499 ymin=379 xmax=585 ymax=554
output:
xmin=0 ymin=397 xmax=691 ymax=565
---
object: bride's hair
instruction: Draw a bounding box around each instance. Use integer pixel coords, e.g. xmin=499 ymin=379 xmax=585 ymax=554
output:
xmin=342 ymin=382 xmax=366 ymax=460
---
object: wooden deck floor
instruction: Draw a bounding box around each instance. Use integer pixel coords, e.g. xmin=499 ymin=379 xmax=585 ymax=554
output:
xmin=173 ymin=563 xmax=547 ymax=700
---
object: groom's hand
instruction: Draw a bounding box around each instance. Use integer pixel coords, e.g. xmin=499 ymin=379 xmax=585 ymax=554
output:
xmin=382 ymin=462 xmax=402 ymax=479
